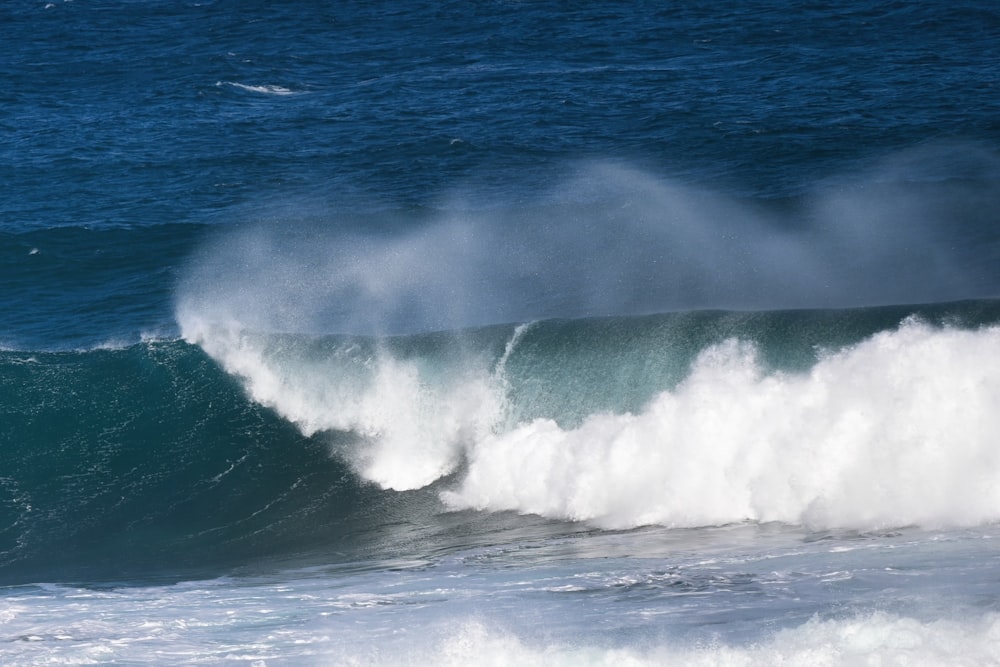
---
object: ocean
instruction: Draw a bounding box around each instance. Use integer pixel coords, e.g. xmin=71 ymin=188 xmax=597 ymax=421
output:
xmin=3 ymin=0 xmax=1000 ymax=664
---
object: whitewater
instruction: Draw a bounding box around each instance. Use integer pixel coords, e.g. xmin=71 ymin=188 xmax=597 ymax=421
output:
xmin=177 ymin=310 xmax=1000 ymax=531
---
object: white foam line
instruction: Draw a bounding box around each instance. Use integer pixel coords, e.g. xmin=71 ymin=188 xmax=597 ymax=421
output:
xmin=216 ymin=81 xmax=298 ymax=96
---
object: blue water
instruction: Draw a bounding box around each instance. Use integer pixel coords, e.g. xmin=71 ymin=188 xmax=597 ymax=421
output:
xmin=3 ymin=1 xmax=1000 ymax=664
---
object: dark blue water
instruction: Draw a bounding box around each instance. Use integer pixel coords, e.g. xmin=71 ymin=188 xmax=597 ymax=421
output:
xmin=4 ymin=0 xmax=1000 ymax=348
xmin=3 ymin=1 xmax=1000 ymax=663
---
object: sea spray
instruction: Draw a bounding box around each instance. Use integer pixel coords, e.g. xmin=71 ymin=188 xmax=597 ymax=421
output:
xmin=174 ymin=158 xmax=1000 ymax=342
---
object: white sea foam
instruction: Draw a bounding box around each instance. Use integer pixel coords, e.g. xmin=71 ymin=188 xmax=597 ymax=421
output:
xmin=216 ymin=81 xmax=298 ymax=95
xmin=444 ymin=320 xmax=1000 ymax=530
xmin=396 ymin=613 xmax=1000 ymax=667
xmin=4 ymin=578 xmax=998 ymax=666
xmin=180 ymin=317 xmax=504 ymax=490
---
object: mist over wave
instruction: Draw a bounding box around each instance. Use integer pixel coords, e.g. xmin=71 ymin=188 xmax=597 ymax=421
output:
xmin=176 ymin=149 xmax=1000 ymax=338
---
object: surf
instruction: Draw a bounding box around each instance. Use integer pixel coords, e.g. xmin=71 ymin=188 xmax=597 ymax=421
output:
xmin=173 ymin=299 xmax=1000 ymax=532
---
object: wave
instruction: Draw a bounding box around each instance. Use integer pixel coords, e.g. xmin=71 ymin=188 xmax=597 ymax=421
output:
xmin=6 ymin=299 xmax=999 ymax=584
xmin=179 ymin=301 xmax=1000 ymax=533
xmin=170 ymin=154 xmax=1000 ymax=538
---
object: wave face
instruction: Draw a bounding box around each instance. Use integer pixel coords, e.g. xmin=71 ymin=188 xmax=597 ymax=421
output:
xmin=0 ymin=341 xmax=401 ymax=584
xmin=5 ymin=299 xmax=1000 ymax=585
